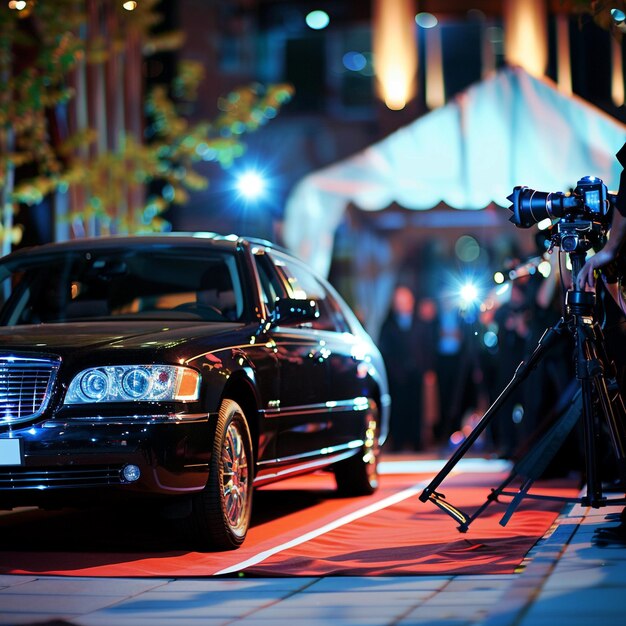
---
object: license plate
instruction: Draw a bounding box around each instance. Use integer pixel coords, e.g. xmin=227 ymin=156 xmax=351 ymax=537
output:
xmin=0 ymin=438 xmax=23 ymax=466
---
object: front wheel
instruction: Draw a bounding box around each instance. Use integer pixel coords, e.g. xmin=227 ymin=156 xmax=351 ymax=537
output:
xmin=189 ymin=399 xmax=253 ymax=550
xmin=333 ymin=401 xmax=380 ymax=496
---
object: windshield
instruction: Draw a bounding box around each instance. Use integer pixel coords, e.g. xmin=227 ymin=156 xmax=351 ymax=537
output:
xmin=0 ymin=247 xmax=246 ymax=325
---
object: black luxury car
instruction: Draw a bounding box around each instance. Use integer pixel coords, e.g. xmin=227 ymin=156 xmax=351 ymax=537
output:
xmin=0 ymin=233 xmax=389 ymax=549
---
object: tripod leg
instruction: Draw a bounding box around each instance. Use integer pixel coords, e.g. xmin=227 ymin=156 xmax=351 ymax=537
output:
xmin=513 ymin=386 xmax=582 ymax=478
xmin=596 ymin=376 xmax=626 ymax=484
xmin=419 ymin=318 xmax=567 ymax=505
xmin=421 ymin=251 xmax=626 ymax=531
xmin=580 ymin=377 xmax=603 ymax=506
xmin=590 ymin=323 xmax=626 ymax=478
xmin=576 ymin=321 xmax=626 ymax=506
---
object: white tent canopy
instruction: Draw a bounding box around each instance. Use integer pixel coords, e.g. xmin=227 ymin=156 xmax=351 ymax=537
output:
xmin=283 ymin=66 xmax=626 ymax=278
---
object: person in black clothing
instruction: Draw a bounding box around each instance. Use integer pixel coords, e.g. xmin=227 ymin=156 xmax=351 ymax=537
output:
xmin=379 ymin=285 xmax=437 ymax=452
xmin=578 ymin=141 xmax=626 ymax=544
xmin=578 ymin=143 xmax=626 ymax=292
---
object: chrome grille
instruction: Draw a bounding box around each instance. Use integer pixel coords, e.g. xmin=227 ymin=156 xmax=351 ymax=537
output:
xmin=0 ymin=356 xmax=60 ymax=425
xmin=0 ymin=466 xmax=123 ymax=489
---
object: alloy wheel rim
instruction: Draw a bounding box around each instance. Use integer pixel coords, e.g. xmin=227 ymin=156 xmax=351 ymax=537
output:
xmin=221 ymin=420 xmax=249 ymax=534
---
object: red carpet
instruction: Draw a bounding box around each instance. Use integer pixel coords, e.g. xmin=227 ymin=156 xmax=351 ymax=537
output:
xmin=240 ymin=475 xmax=576 ymax=577
xmin=0 ymin=465 xmax=577 ymax=578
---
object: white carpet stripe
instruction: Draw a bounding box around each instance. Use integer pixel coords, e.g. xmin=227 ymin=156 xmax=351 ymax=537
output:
xmin=213 ymin=458 xmax=510 ymax=576
xmin=213 ymin=478 xmax=432 ymax=576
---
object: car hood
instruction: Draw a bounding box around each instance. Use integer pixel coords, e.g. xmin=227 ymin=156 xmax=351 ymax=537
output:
xmin=0 ymin=321 xmax=246 ymax=357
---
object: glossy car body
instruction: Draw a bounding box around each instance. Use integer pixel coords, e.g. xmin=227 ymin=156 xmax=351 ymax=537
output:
xmin=0 ymin=234 xmax=389 ymax=549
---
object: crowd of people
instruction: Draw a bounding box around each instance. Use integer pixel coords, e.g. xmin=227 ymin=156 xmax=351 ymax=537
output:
xmin=377 ymin=241 xmax=578 ymax=463
xmin=376 ymin=141 xmax=626 ymax=545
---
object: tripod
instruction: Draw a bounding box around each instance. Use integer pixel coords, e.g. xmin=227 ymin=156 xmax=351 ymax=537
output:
xmin=419 ymin=248 xmax=626 ymax=531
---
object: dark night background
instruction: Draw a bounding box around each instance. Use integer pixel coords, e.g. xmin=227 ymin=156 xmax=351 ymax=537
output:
xmin=148 ymin=1 xmax=626 ymax=243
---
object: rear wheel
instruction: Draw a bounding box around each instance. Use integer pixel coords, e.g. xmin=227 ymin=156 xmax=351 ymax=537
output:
xmin=333 ymin=401 xmax=380 ymax=496
xmin=189 ymin=399 xmax=253 ymax=550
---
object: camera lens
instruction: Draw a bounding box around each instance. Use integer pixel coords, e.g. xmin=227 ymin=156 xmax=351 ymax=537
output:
xmin=507 ymin=186 xmax=566 ymax=228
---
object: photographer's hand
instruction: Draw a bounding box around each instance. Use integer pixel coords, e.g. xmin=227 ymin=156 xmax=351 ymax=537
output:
xmin=578 ymin=249 xmax=616 ymax=289
xmin=577 ymin=210 xmax=626 ymax=289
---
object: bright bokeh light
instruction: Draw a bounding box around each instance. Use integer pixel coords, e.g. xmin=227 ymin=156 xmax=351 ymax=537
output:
xmin=236 ymin=171 xmax=266 ymax=200
xmin=373 ymin=0 xmax=417 ymax=110
xmin=383 ymin=69 xmax=412 ymax=110
xmin=449 ymin=430 xmax=465 ymax=446
xmin=8 ymin=0 xmax=27 ymax=9
xmin=612 ymin=9 xmax=626 ymax=24
xmin=123 ymin=1 xmax=137 ymax=10
xmin=493 ymin=271 xmax=505 ymax=284
xmin=537 ymin=260 xmax=552 ymax=278
xmin=343 ymin=51 xmax=367 ymax=72
xmin=537 ymin=218 xmax=552 ymax=231
xmin=415 ymin=12 xmax=438 ymax=28
xmin=443 ymin=269 xmax=490 ymax=316
xmin=459 ymin=282 xmax=479 ymax=307
xmin=305 ymin=10 xmax=330 ymax=30
xmin=495 ymin=283 xmax=510 ymax=297
xmin=455 ymin=235 xmax=481 ymax=263
xmin=483 ymin=330 xmax=498 ymax=349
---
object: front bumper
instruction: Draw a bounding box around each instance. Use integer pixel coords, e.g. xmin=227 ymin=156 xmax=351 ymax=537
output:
xmin=0 ymin=414 xmax=214 ymax=508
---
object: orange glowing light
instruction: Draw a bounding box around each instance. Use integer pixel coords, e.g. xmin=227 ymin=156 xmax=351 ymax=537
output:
xmin=556 ymin=13 xmax=572 ymax=94
xmin=503 ymin=0 xmax=547 ymax=77
xmin=373 ymin=0 xmax=418 ymax=110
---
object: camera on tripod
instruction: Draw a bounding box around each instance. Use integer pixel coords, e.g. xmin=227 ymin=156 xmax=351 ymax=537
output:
xmin=507 ymin=176 xmax=615 ymax=253
xmin=420 ymin=173 xmax=626 ymax=534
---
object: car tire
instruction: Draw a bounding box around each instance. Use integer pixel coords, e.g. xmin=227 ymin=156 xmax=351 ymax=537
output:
xmin=189 ymin=399 xmax=253 ymax=550
xmin=333 ymin=401 xmax=380 ymax=496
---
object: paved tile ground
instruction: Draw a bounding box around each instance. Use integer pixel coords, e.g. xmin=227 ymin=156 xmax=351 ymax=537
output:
xmin=1 ymin=493 xmax=625 ymax=626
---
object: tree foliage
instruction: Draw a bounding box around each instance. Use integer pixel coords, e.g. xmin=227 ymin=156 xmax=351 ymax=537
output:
xmin=0 ymin=0 xmax=293 ymax=246
xmin=571 ymin=0 xmax=626 ymax=34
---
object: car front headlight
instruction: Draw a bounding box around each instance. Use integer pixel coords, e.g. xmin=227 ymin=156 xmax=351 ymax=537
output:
xmin=65 ymin=365 xmax=200 ymax=404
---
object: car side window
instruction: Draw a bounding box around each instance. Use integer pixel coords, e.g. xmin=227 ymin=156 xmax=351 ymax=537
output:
xmin=252 ymin=252 xmax=285 ymax=316
xmin=267 ymin=251 xmax=350 ymax=333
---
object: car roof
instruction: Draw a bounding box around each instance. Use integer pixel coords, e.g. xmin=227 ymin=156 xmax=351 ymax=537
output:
xmin=3 ymin=232 xmax=290 ymax=259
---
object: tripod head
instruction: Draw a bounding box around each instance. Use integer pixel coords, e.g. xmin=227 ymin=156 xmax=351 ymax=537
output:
xmin=508 ymin=175 xmax=617 ymax=317
xmin=562 ymin=248 xmax=597 ymax=318
xmin=546 ymin=202 xmax=614 ymax=318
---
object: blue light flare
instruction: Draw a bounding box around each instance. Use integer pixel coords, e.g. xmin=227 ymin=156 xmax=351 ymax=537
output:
xmin=235 ymin=171 xmax=267 ymax=200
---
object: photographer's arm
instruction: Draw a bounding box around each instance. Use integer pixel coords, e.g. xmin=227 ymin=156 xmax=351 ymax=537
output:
xmin=577 ymin=209 xmax=626 ymax=290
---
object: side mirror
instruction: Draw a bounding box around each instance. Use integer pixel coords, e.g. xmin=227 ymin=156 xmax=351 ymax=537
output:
xmin=272 ymin=298 xmax=319 ymax=325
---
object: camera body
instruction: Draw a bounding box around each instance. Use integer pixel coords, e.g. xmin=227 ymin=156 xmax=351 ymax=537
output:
xmin=575 ymin=176 xmax=610 ymax=215
xmin=507 ymin=176 xmax=614 ymax=253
